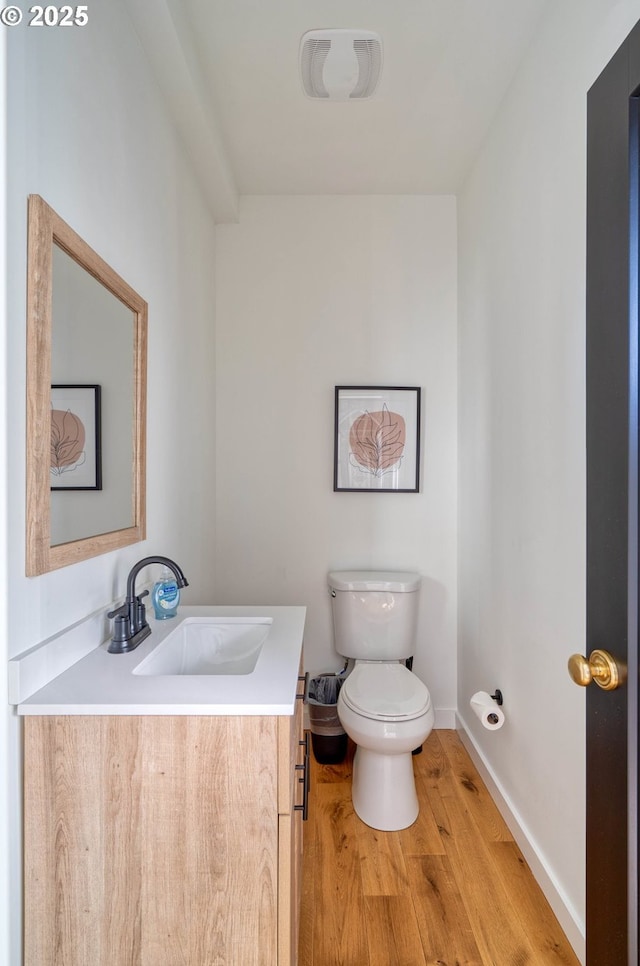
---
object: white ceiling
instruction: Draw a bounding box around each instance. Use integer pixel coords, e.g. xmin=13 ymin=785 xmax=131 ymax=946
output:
xmin=127 ymin=0 xmax=550 ymax=217
xmin=176 ymin=0 xmax=549 ymax=197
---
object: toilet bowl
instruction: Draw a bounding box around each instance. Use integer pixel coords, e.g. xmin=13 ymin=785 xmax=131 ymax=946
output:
xmin=329 ymin=570 xmax=434 ymax=832
xmin=337 ymin=662 xmax=434 ymax=830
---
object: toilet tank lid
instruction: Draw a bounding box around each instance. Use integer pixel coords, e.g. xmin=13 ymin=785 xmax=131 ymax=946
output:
xmin=328 ymin=571 xmax=421 ymax=592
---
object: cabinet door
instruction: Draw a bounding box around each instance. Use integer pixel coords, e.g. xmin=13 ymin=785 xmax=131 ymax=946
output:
xmin=24 ymin=716 xmax=281 ymax=966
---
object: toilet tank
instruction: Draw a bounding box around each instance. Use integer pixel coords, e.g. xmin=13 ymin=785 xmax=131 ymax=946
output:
xmin=328 ymin=571 xmax=421 ymax=661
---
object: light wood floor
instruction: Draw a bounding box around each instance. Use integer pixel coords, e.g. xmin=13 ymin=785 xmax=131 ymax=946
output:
xmin=298 ymin=729 xmax=581 ymax=966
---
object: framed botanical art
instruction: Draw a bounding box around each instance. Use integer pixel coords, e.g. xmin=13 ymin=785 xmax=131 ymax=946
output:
xmin=334 ymin=386 xmax=421 ymax=492
xmin=50 ymin=384 xmax=102 ymax=490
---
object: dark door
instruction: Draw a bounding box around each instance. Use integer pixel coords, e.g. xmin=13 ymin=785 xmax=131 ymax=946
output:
xmin=584 ymin=20 xmax=640 ymax=965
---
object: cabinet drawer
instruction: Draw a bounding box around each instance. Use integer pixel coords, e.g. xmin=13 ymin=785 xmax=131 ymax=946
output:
xmin=278 ymin=686 xmax=305 ymax=814
xmin=277 ymin=661 xmax=305 ymax=814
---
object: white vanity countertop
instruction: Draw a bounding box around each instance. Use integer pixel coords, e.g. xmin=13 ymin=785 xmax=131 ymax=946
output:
xmin=16 ymin=606 xmax=306 ymax=716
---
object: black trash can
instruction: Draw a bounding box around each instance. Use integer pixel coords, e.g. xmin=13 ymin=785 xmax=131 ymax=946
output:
xmin=306 ymin=673 xmax=348 ymax=764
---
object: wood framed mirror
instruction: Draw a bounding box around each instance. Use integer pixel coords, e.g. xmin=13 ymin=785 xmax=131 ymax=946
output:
xmin=26 ymin=195 xmax=147 ymax=576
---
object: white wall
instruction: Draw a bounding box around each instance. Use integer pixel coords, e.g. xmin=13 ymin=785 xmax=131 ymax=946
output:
xmin=4 ymin=4 xmax=217 ymax=960
xmin=0 ymin=25 xmax=10 ymax=966
xmin=215 ymin=196 xmax=458 ymax=720
xmin=458 ymin=0 xmax=640 ymax=954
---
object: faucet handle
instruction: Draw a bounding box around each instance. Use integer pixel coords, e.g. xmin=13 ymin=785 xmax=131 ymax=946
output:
xmin=107 ymin=602 xmax=129 ymax=620
xmin=132 ymin=589 xmax=150 ymax=634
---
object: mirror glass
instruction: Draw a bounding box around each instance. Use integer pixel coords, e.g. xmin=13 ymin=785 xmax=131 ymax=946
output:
xmin=26 ymin=195 xmax=147 ymax=575
xmin=51 ymin=245 xmax=136 ymax=545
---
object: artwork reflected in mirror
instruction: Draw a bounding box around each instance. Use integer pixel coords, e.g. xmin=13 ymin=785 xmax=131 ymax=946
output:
xmin=26 ymin=195 xmax=147 ymax=575
xmin=50 ymin=384 xmax=102 ymax=491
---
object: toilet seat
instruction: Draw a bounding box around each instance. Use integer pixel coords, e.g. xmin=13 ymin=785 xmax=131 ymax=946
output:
xmin=341 ymin=663 xmax=431 ymax=721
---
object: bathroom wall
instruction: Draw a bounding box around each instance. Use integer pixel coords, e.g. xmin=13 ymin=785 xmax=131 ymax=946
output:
xmin=3 ymin=4 xmax=218 ymax=960
xmin=457 ymin=0 xmax=640 ymax=954
xmin=0 ymin=27 xmax=9 ymax=966
xmin=215 ymin=195 xmax=458 ymax=721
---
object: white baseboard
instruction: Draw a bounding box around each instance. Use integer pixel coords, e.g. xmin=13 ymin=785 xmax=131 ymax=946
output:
xmin=456 ymin=711 xmax=585 ymax=965
xmin=434 ymin=708 xmax=456 ymax=729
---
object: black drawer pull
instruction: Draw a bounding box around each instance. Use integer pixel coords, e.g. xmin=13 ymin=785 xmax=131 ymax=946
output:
xmin=296 ymin=672 xmax=309 ymax=701
xmin=294 ymin=736 xmax=310 ymax=821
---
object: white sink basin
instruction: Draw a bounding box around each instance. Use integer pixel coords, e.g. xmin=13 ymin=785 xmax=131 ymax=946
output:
xmin=133 ymin=617 xmax=272 ymax=676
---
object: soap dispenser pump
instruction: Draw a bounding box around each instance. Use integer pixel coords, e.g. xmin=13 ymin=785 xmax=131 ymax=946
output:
xmin=152 ymin=567 xmax=180 ymax=620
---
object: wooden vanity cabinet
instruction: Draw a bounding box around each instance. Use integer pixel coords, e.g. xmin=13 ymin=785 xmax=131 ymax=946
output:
xmin=24 ymin=694 xmax=306 ymax=965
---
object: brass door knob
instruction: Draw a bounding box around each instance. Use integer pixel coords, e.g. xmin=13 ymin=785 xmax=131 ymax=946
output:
xmin=567 ymin=649 xmax=627 ymax=691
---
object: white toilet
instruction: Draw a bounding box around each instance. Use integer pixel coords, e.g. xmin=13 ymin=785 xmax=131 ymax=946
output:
xmin=329 ymin=570 xmax=434 ymax=832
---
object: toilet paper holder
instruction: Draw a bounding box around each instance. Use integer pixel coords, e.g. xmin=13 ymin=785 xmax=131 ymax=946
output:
xmin=470 ymin=689 xmax=506 ymax=730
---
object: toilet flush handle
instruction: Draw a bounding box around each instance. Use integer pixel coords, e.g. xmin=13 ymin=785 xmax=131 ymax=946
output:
xmin=330 ymin=589 xmax=336 ymax=597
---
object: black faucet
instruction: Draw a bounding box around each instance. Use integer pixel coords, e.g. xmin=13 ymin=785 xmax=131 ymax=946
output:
xmin=107 ymin=555 xmax=189 ymax=654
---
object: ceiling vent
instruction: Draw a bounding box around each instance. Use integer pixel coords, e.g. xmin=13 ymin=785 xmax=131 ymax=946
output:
xmin=299 ymin=29 xmax=383 ymax=101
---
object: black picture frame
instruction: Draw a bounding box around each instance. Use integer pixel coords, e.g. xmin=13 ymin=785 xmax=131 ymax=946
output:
xmin=334 ymin=385 xmax=421 ymax=492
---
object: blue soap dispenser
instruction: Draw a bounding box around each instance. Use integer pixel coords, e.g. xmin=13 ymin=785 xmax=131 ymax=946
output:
xmin=152 ymin=567 xmax=180 ymax=620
